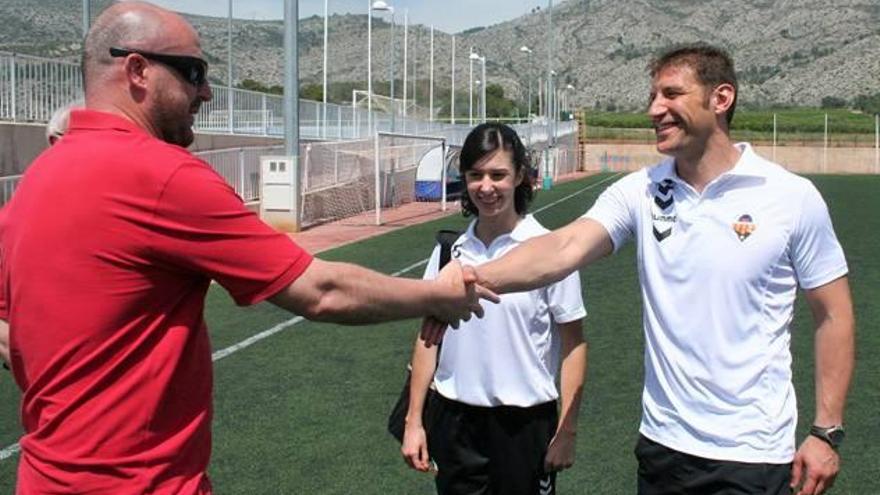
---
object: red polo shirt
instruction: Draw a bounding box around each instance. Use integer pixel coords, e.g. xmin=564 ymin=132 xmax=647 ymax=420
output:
xmin=0 ymin=110 xmax=312 ymax=494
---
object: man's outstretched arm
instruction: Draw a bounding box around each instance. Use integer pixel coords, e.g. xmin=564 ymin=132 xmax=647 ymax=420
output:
xmin=476 ymin=217 xmax=613 ymax=294
xmin=791 ymin=276 xmax=855 ymax=495
xmin=269 ymin=258 xmax=498 ymax=326
xmin=0 ymin=319 xmax=9 ymax=369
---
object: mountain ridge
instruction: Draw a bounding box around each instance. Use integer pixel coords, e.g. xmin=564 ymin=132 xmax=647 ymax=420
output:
xmin=1 ymin=0 xmax=877 ymax=110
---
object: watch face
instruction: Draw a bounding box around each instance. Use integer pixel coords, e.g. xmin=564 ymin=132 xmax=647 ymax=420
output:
xmin=828 ymin=429 xmax=845 ymax=445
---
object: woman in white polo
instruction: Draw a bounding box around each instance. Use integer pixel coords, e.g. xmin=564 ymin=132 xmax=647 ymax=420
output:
xmin=401 ymin=123 xmax=587 ymax=495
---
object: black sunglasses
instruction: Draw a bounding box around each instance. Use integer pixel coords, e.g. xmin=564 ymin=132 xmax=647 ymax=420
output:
xmin=109 ymin=47 xmax=208 ymax=86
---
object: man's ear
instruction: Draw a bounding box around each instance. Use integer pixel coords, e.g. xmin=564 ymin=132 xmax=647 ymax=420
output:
xmin=712 ymin=83 xmax=736 ymax=116
xmin=123 ymin=54 xmax=150 ymax=91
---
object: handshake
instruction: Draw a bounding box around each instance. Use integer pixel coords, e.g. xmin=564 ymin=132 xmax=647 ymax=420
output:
xmin=422 ymin=261 xmax=498 ymax=346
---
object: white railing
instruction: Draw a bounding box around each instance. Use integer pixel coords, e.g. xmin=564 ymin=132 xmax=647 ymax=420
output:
xmin=0 ymin=175 xmax=22 ymax=206
xmin=0 ymin=50 xmax=580 ymax=214
xmin=0 ymin=52 xmax=83 ymax=123
xmin=0 ymin=51 xmax=577 ymax=145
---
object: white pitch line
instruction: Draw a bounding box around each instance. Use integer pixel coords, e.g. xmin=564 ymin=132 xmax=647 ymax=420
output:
xmin=0 ymin=442 xmax=19 ymax=461
xmin=209 ymin=258 xmax=429 ymax=363
xmin=532 ymin=172 xmax=621 ymax=215
xmin=0 ymin=172 xmax=620 ymax=463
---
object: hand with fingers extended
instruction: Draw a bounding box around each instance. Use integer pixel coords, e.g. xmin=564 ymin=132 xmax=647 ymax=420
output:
xmin=430 ymin=260 xmax=498 ymax=331
xmin=401 ymin=423 xmax=432 ymax=473
xmin=544 ymin=430 xmax=577 ymax=473
xmin=790 ymin=436 xmax=840 ymax=495
xmin=420 ymin=317 xmax=447 ymax=348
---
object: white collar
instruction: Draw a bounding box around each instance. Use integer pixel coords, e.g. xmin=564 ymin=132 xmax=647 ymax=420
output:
xmin=462 ymin=214 xmax=544 ymax=247
xmin=649 ymin=142 xmax=768 ymax=186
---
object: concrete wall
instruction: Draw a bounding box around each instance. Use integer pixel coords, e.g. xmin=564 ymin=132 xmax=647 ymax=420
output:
xmin=0 ymin=122 xmax=283 ymax=176
xmin=0 ymin=122 xmax=46 ymax=176
xmin=582 ymin=143 xmax=880 ymax=175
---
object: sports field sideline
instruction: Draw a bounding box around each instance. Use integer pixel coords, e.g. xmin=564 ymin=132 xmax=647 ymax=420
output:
xmin=0 ymin=172 xmax=877 ymax=493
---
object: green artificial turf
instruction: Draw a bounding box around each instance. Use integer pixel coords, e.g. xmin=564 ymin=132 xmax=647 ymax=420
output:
xmin=1 ymin=173 xmax=877 ymax=493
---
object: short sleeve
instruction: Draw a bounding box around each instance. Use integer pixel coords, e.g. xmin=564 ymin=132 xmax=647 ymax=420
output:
xmin=790 ymin=183 xmax=848 ymax=289
xmin=582 ymin=174 xmax=637 ymax=252
xmin=421 ymin=245 xmax=442 ymax=281
xmin=148 ymin=161 xmax=313 ymax=306
xmin=546 ymin=270 xmax=586 ymax=324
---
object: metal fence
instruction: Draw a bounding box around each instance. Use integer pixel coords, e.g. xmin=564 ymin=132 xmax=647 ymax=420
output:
xmin=0 ymin=51 xmax=579 ymax=145
xmin=193 ymin=146 xmax=277 ymax=202
xmin=0 ymin=175 xmax=21 ymax=206
xmin=0 ymin=52 xmax=83 ymax=123
xmin=0 ymin=49 xmax=582 ymax=220
xmin=189 ymin=121 xmax=579 ymax=227
xmin=581 ymin=114 xmax=880 ymax=174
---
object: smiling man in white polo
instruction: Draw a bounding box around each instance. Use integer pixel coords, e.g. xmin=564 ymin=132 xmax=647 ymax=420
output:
xmin=462 ymin=44 xmax=855 ymax=495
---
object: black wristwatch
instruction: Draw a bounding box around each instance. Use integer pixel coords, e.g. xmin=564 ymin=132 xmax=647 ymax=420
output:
xmin=810 ymin=424 xmax=845 ymax=450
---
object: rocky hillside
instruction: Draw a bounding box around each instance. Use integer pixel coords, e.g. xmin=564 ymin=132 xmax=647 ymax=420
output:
xmin=1 ymin=0 xmax=878 ymax=109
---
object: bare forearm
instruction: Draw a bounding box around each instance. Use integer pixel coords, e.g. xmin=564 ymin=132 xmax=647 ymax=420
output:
xmin=272 ymin=259 xmax=442 ymax=324
xmin=406 ymin=332 xmax=439 ymax=428
xmin=557 ymin=322 xmax=587 ymax=434
xmin=806 ymin=277 xmax=855 ymax=426
xmin=478 ymin=218 xmax=611 ymax=294
xmin=0 ymin=319 xmax=9 ymax=367
xmin=814 ymin=313 xmax=854 ymax=425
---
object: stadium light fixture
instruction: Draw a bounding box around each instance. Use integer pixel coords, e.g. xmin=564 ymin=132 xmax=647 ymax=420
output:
xmin=367 ymin=0 xmax=393 ymax=134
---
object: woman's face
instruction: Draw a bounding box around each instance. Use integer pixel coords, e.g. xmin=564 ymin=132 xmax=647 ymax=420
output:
xmin=464 ymin=149 xmax=522 ymax=219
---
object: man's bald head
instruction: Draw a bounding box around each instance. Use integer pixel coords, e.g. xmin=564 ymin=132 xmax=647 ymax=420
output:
xmin=80 ymin=1 xmax=211 ymax=147
xmin=82 ymin=1 xmax=201 ymax=90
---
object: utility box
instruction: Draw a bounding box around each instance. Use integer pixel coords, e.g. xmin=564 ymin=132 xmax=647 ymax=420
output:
xmin=260 ymin=155 xmax=301 ymax=232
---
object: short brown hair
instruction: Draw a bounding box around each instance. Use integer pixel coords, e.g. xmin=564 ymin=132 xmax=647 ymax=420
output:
xmin=650 ymin=44 xmax=738 ymax=126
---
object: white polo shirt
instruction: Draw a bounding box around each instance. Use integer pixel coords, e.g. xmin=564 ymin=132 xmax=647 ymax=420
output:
xmin=424 ymin=214 xmax=587 ymax=408
xmin=584 ymin=143 xmax=848 ymax=463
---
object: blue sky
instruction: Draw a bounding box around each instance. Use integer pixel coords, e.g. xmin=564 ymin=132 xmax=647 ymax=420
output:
xmin=149 ymin=0 xmax=545 ymax=33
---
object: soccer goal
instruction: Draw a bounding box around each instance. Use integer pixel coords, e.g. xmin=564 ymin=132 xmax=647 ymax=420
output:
xmin=298 ymin=132 xmax=450 ymax=227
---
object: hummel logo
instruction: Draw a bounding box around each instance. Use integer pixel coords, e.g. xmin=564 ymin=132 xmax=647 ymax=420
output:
xmin=539 ymin=475 xmax=554 ymax=495
xmin=654 ymin=195 xmax=673 ymax=210
xmin=653 ymin=226 xmax=672 ymax=241
xmin=654 ymin=179 xmax=674 ymax=211
xmin=652 ymin=179 xmax=675 ymax=242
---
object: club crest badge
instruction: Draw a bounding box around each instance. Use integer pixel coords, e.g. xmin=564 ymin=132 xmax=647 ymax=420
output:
xmin=733 ymin=214 xmax=757 ymax=241
xmin=652 ymin=179 xmax=675 ymax=242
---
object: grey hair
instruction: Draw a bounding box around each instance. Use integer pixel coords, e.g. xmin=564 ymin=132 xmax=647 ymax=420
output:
xmin=46 ymin=99 xmax=84 ymax=144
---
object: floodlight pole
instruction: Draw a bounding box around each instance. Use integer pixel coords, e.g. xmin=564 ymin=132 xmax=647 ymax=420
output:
xmin=543 ymin=0 xmax=555 ymax=190
xmin=480 ymin=57 xmax=486 ymax=122
xmin=322 ymin=0 xmax=329 ymax=138
xmin=469 ymin=47 xmax=474 ymax=126
xmin=429 ymin=25 xmax=434 ymax=122
xmin=367 ymin=0 xmax=373 ymax=134
xmin=283 ymin=0 xmax=300 ymax=229
xmin=228 ymin=0 xmax=234 ymax=134
xmin=520 ymin=46 xmax=533 ymax=122
xmin=547 ymin=0 xmax=555 ymax=143
xmin=450 ymin=35 xmax=456 ymax=125
xmin=389 ymin=9 xmax=396 ymax=132
xmin=82 ymin=0 xmax=90 ymax=37
xmin=403 ymin=10 xmax=408 ymax=122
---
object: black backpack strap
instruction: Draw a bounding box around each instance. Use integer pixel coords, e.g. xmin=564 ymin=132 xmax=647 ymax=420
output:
xmin=436 ymin=229 xmax=460 ymax=268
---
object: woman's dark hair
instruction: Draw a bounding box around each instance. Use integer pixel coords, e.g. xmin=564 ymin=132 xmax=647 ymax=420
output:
xmin=458 ymin=123 xmax=534 ymax=217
